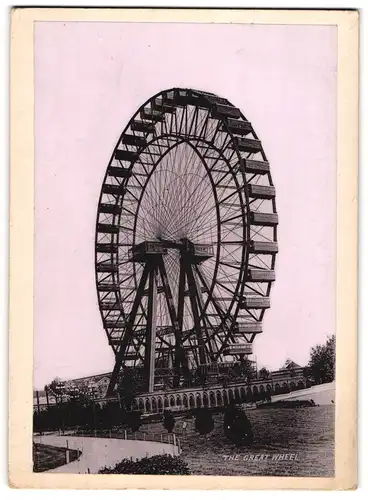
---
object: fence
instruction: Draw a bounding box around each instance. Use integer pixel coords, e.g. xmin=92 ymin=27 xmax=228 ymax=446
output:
xmin=33 ymin=430 xmax=181 ymax=472
xmin=59 ymin=428 xmax=181 ymax=453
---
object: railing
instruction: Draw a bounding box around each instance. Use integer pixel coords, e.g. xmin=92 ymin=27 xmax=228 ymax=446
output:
xmin=61 ymin=428 xmax=181 ymax=453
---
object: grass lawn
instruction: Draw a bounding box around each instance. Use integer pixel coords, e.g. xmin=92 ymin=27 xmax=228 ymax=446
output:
xmin=33 ymin=443 xmax=81 ymax=472
xmin=140 ymin=405 xmax=335 ymax=477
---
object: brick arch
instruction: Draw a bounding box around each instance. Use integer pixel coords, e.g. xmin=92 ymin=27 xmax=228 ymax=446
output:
xmin=203 ymin=392 xmax=209 ymax=407
xmin=297 ymin=380 xmax=305 ymax=390
xmin=183 ymin=394 xmax=189 ymax=408
xmin=176 ymin=395 xmax=182 ymax=407
xmin=209 ymin=391 xmax=216 ymax=406
xmin=169 ymin=395 xmax=175 ymax=407
xmin=145 ymin=399 xmax=151 ymax=413
xmin=216 ymin=390 xmax=222 ymax=406
xmin=290 ymin=381 xmax=296 ymax=391
xmin=222 ymin=389 xmax=229 ymax=405
xmin=240 ymin=387 xmax=246 ymax=401
xmin=138 ymin=398 xmax=144 ymax=411
xmin=259 ymin=385 xmax=265 ymax=394
xmin=157 ymin=397 xmax=163 ymax=411
xmin=234 ymin=387 xmax=241 ymax=403
xmin=252 ymin=385 xmax=259 ymax=396
xmin=196 ymin=393 xmax=202 ymax=408
xmin=164 ymin=397 xmax=169 ymax=408
xmin=189 ymin=394 xmax=195 ymax=409
xmin=151 ymin=397 xmax=157 ymax=412
xmin=228 ymin=388 xmax=234 ymax=402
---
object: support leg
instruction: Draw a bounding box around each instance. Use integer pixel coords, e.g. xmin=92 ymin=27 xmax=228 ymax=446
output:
xmin=185 ymin=260 xmax=207 ymax=365
xmin=106 ymin=263 xmax=151 ymax=396
xmin=158 ymin=256 xmax=186 ymax=387
xmin=145 ymin=265 xmax=157 ymax=393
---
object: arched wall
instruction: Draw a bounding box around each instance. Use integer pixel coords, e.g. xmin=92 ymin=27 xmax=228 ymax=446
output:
xmin=130 ymin=375 xmax=311 ymax=411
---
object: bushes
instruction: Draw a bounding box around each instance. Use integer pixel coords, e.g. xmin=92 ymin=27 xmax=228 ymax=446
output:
xmin=122 ymin=410 xmax=142 ymax=432
xmin=33 ymin=401 xmax=143 ymax=433
xmin=34 ymin=400 xmax=108 ymax=432
xmin=223 ymin=405 xmax=253 ymax=446
xmin=163 ymin=410 xmax=175 ymax=433
xmin=99 ymin=454 xmax=191 ymax=475
xmin=195 ymin=408 xmax=214 ymax=435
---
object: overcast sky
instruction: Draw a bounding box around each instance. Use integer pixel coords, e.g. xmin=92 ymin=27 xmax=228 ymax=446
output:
xmin=34 ymin=21 xmax=337 ymax=389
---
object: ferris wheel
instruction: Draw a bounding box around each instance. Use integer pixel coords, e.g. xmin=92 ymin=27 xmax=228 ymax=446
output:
xmin=95 ymin=88 xmax=278 ymax=395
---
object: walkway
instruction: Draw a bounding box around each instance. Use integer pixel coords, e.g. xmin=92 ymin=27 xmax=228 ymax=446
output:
xmin=33 ymin=434 xmax=179 ymax=474
xmin=272 ymin=381 xmax=335 ymax=405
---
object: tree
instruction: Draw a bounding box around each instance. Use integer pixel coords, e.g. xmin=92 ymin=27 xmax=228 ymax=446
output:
xmin=239 ymin=358 xmax=256 ymax=378
xmin=259 ymin=367 xmax=270 ymax=380
xmin=117 ymin=367 xmax=145 ymax=411
xmin=223 ymin=404 xmax=253 ymax=446
xmin=47 ymin=377 xmax=65 ymax=404
xmin=302 ymin=366 xmax=312 ymax=382
xmin=163 ymin=409 xmax=175 ymax=433
xmin=307 ymin=335 xmax=335 ymax=384
xmin=221 ymin=358 xmax=255 ymax=387
xmin=195 ymin=408 xmax=214 ymax=436
xmin=123 ymin=410 xmax=142 ymax=432
xmin=44 ymin=378 xmax=68 ymax=433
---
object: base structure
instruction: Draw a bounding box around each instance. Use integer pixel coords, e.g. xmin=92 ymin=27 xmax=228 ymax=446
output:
xmin=132 ymin=382 xmax=267 ymax=413
xmin=122 ymin=373 xmax=310 ymax=413
xmin=106 ymin=238 xmax=254 ymax=397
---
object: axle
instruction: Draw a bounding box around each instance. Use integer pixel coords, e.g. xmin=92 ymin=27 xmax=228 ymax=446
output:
xmin=129 ymin=238 xmax=214 ymax=263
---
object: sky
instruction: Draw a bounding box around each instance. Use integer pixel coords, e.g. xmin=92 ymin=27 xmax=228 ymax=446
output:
xmin=34 ymin=21 xmax=337 ymax=389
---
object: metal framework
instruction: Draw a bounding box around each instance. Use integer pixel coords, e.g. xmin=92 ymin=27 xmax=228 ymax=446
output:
xmin=94 ymin=88 xmax=278 ymax=396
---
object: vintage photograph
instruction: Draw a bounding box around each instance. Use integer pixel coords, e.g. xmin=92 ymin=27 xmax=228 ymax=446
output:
xmin=31 ymin=19 xmax=338 ymax=478
xmin=8 ymin=9 xmax=358 ymax=488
